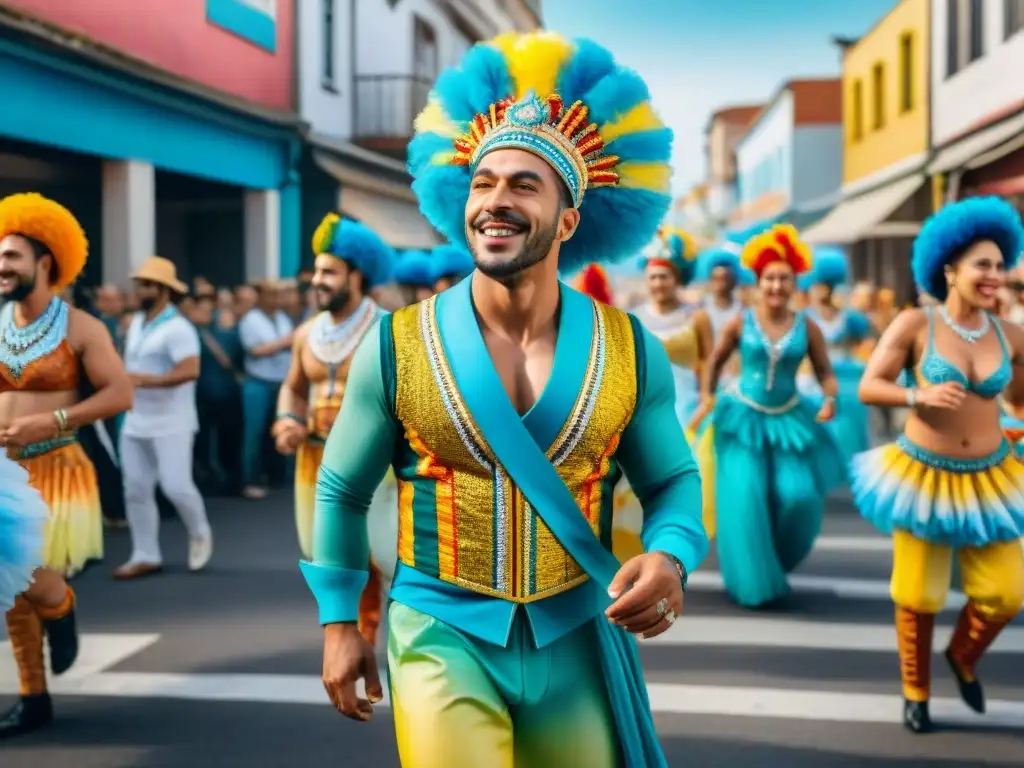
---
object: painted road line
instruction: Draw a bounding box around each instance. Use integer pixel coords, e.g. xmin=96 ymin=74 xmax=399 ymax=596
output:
xmin=642 ymin=617 xmax=1024 ymax=651
xmin=815 ymin=536 xmax=891 ymax=552
xmin=0 ymin=633 xmax=160 ymax=687
xmin=685 ymin=571 xmax=966 ymax=609
xmin=21 ymin=672 xmax=1024 ymax=729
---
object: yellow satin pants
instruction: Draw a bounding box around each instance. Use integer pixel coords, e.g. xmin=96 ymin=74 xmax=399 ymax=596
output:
xmin=890 ymin=530 xmax=1024 ymax=618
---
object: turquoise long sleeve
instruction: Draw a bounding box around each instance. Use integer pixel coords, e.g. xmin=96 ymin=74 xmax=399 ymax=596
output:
xmin=619 ymin=325 xmax=709 ymax=575
xmin=302 ymin=322 xmax=396 ymax=624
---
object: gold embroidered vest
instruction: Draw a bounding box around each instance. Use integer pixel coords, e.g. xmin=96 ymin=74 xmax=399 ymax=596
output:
xmin=389 ymin=295 xmax=638 ymax=603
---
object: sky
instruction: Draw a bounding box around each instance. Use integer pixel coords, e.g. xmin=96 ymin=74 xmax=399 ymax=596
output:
xmin=543 ymin=0 xmax=900 ymax=196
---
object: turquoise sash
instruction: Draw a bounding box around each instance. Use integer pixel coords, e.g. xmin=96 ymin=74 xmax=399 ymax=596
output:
xmin=437 ymin=277 xmax=666 ymax=768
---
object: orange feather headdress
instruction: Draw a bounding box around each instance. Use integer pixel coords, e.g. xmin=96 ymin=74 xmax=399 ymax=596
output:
xmin=740 ymin=223 xmax=812 ymax=278
xmin=575 ymin=263 xmax=614 ymax=305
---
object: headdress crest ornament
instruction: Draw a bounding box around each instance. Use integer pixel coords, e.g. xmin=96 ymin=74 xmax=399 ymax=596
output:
xmin=311 ymin=214 xmax=396 ymax=289
xmin=0 ymin=193 xmax=88 ymax=291
xmin=408 ymin=32 xmax=673 ymax=273
xmin=912 ymin=196 xmax=1024 ymax=300
xmin=741 ymin=224 xmax=813 ymax=278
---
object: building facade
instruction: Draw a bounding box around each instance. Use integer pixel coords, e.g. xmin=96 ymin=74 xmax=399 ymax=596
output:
xmin=730 ymin=79 xmax=843 ymax=235
xmin=703 ymin=105 xmax=762 ymax=228
xmin=929 ymin=0 xmax=1024 ymax=213
xmin=803 ymin=0 xmax=932 ymax=300
xmin=296 ymin=0 xmax=540 ymax=270
xmin=0 ymin=0 xmax=302 ymax=287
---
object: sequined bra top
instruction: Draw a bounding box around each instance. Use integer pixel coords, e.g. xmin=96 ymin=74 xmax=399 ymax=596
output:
xmin=736 ymin=308 xmax=807 ymax=408
xmin=916 ymin=306 xmax=1010 ymax=400
xmin=0 ymin=297 xmax=80 ymax=392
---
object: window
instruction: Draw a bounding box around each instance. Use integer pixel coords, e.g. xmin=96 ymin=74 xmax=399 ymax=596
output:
xmin=968 ymin=0 xmax=984 ymax=62
xmin=1007 ymin=0 xmax=1024 ymax=39
xmin=413 ymin=17 xmax=439 ymax=79
xmin=321 ymin=0 xmax=335 ymax=90
xmin=850 ymin=79 xmax=864 ymax=142
xmin=871 ymin=62 xmax=885 ymax=131
xmin=948 ymin=0 xmax=986 ymax=76
xmin=898 ymin=33 xmax=914 ymax=113
xmin=946 ymin=0 xmax=960 ymax=76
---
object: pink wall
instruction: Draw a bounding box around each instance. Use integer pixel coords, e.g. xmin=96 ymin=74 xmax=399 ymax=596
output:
xmin=8 ymin=0 xmax=294 ymax=112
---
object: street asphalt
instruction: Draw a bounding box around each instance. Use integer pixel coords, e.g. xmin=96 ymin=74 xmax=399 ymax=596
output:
xmin=2 ymin=489 xmax=1022 ymax=767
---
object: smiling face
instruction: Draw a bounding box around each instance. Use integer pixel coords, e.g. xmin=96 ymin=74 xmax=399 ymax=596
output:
xmin=0 ymin=233 xmax=54 ymax=301
xmin=465 ymin=148 xmax=580 ymax=283
xmin=946 ymin=239 xmax=1005 ymax=310
xmin=310 ymin=253 xmax=362 ymax=313
xmin=758 ymin=260 xmax=796 ymax=309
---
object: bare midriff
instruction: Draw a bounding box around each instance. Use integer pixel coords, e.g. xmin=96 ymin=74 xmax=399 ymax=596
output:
xmin=0 ymin=389 xmax=78 ymax=430
xmin=903 ymin=395 xmax=1005 ymax=460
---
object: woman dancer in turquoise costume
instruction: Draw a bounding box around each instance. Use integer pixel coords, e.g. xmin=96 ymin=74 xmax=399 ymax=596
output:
xmin=692 ymin=224 xmax=843 ymax=607
xmin=798 ymin=247 xmax=873 ymax=464
xmin=0 ymin=454 xmax=47 ymax=612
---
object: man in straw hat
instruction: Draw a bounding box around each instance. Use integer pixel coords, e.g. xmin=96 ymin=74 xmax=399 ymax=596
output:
xmin=300 ymin=32 xmax=707 ymax=766
xmin=114 ymin=256 xmax=213 ymax=581
xmin=0 ymin=193 xmax=134 ymax=738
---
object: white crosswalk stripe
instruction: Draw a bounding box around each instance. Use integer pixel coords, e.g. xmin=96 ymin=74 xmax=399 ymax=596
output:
xmin=2 ymin=528 xmax=1021 ymax=731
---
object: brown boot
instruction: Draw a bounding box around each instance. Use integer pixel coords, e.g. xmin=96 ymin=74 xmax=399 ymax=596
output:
xmin=945 ymin=601 xmax=1012 ymax=714
xmin=895 ymin=606 xmax=934 ymax=734
xmin=0 ymin=596 xmax=52 ymax=740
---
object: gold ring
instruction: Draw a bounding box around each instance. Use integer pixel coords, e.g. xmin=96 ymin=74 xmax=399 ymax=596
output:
xmin=664 ymin=609 xmax=677 ymax=625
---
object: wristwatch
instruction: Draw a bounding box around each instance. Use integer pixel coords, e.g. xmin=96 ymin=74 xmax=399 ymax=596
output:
xmin=656 ymin=551 xmax=688 ymax=591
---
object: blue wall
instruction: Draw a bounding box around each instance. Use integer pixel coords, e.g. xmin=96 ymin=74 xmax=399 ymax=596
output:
xmin=0 ymin=36 xmax=295 ymax=190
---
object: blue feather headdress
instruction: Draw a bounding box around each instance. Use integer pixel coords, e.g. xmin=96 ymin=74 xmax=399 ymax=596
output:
xmin=695 ymin=242 xmax=755 ymax=286
xmin=393 ymin=250 xmax=436 ymax=287
xmin=311 ymin=214 xmax=396 ymax=289
xmin=912 ymin=196 xmax=1024 ymax=300
xmin=431 ymin=243 xmax=475 ymax=282
xmin=407 ymin=32 xmax=673 ymax=274
xmin=641 ymin=226 xmax=698 ymax=285
xmin=799 ymin=246 xmax=848 ymax=291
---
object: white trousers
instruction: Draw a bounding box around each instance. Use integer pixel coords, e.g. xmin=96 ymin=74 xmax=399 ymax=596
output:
xmin=120 ymin=431 xmax=211 ymax=564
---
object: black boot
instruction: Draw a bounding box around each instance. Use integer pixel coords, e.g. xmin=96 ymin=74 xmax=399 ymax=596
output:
xmin=946 ymin=648 xmax=985 ymax=714
xmin=42 ymin=603 xmax=79 ymax=676
xmin=0 ymin=693 xmax=54 ymax=740
xmin=903 ymin=698 xmax=932 ymax=734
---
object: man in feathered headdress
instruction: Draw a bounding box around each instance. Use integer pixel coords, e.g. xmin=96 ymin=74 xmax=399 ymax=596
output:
xmin=0 ymin=193 xmax=134 ymax=738
xmin=301 ymin=33 xmax=707 ymax=766
xmin=272 ymin=214 xmax=397 ymax=647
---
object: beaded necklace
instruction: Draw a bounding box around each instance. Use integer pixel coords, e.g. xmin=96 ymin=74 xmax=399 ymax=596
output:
xmin=0 ymin=296 xmax=68 ymax=379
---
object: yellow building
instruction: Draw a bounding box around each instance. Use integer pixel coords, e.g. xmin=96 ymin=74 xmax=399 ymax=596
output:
xmin=804 ymin=0 xmax=932 ymax=299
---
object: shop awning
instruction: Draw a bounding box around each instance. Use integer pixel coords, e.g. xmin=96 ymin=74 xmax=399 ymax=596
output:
xmin=801 ymin=174 xmax=924 ymax=244
xmin=929 ymin=111 xmax=1024 ymax=174
xmin=313 ymin=151 xmax=441 ymax=250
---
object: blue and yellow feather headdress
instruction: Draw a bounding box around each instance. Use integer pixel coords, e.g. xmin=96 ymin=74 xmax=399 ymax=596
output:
xmin=311 ymin=214 xmax=396 ymax=289
xmin=408 ymin=32 xmax=673 ymax=274
xmin=642 ymin=225 xmax=698 ymax=285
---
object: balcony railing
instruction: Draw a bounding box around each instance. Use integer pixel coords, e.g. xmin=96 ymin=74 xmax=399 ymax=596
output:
xmin=353 ymin=74 xmax=433 ymax=143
